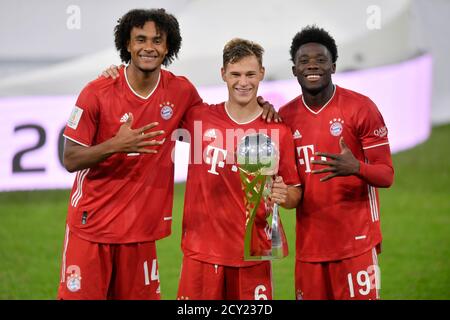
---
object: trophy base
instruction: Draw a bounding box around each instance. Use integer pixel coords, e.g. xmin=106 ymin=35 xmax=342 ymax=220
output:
xmin=244 ymin=246 xmax=287 ymax=261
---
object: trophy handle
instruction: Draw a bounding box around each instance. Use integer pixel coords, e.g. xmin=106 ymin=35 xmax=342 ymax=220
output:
xmin=271 ymin=203 xmax=281 ymax=247
xmin=270 ymin=202 xmax=288 ymax=259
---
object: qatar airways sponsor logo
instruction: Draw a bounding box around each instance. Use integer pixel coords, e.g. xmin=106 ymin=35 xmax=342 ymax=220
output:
xmin=170 ymin=121 xmax=280 ymax=172
xmin=296 ymin=144 xmax=327 ymax=173
xmin=374 ymin=126 xmax=388 ymax=137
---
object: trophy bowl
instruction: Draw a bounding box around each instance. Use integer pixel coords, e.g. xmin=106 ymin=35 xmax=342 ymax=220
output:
xmin=236 ymin=133 xmax=278 ymax=176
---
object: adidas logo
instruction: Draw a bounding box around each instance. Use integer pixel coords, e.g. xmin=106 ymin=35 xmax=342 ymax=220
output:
xmin=293 ymin=130 xmax=302 ymax=139
xmin=204 ymin=128 xmax=217 ymax=139
xmin=120 ymin=113 xmax=129 ymax=123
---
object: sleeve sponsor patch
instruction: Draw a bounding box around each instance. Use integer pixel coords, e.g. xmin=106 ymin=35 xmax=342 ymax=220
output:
xmin=373 ymin=126 xmax=388 ymax=137
xmin=67 ymin=106 xmax=84 ymax=129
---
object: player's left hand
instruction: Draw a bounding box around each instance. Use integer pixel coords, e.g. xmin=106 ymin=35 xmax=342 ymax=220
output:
xmin=311 ymin=137 xmax=360 ymax=182
xmin=270 ymin=176 xmax=288 ymax=205
xmin=257 ymin=96 xmax=282 ymax=123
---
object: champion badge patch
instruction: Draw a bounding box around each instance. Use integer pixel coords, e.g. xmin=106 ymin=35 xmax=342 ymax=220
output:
xmin=67 ymin=106 xmax=84 ymax=129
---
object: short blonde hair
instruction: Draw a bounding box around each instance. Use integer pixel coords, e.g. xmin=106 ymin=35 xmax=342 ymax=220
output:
xmin=223 ymin=38 xmax=264 ymax=68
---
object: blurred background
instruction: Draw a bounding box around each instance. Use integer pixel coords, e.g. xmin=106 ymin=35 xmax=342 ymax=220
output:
xmin=0 ymin=0 xmax=448 ymax=299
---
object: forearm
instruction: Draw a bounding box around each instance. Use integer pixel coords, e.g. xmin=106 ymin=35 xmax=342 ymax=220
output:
xmin=280 ymin=186 xmax=302 ymax=209
xmin=356 ymin=145 xmax=394 ymax=188
xmin=63 ymin=138 xmax=117 ymax=172
xmin=357 ymin=162 xmax=394 ymax=188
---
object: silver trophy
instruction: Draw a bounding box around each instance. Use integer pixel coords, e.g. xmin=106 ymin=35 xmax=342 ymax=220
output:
xmin=236 ymin=133 xmax=288 ymax=260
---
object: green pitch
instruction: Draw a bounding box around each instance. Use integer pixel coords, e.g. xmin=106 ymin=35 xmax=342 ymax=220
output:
xmin=0 ymin=125 xmax=449 ymax=300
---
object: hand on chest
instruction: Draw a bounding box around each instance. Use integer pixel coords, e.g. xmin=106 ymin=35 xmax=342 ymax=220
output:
xmin=98 ymin=98 xmax=181 ymax=140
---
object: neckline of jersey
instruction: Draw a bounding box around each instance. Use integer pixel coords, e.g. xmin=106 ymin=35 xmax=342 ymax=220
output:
xmin=124 ymin=65 xmax=161 ymax=100
xmin=223 ymin=102 xmax=263 ymax=125
xmin=301 ymin=84 xmax=337 ymax=115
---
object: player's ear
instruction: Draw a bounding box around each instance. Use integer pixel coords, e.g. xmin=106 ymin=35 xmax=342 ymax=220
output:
xmin=127 ymin=40 xmax=131 ymax=53
xmin=292 ymin=65 xmax=297 ymax=77
xmin=221 ymin=67 xmax=226 ymax=82
xmin=331 ymin=63 xmax=336 ymax=74
xmin=260 ymin=66 xmax=265 ymax=81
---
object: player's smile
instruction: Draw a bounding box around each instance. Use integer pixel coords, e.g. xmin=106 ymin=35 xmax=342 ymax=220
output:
xmin=222 ymin=55 xmax=265 ymax=106
xmin=304 ymin=73 xmax=323 ymax=82
xmin=292 ymin=43 xmax=335 ymax=94
xmin=139 ymin=53 xmax=158 ymax=61
xmin=128 ymin=21 xmax=168 ymax=73
xmin=235 ymin=86 xmax=253 ymax=95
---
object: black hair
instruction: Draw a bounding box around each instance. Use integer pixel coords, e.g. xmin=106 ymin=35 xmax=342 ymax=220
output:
xmin=290 ymin=25 xmax=338 ymax=63
xmin=114 ymin=8 xmax=181 ymax=66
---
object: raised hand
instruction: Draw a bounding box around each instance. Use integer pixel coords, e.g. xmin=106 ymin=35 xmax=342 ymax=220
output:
xmin=257 ymin=96 xmax=282 ymax=123
xmin=111 ymin=112 xmax=165 ymax=154
xmin=311 ymin=137 xmax=360 ymax=182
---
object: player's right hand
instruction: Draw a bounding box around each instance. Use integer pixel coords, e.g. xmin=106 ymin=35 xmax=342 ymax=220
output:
xmin=101 ymin=64 xmax=122 ymax=79
xmin=270 ymin=176 xmax=288 ymax=205
xmin=112 ymin=112 xmax=165 ymax=154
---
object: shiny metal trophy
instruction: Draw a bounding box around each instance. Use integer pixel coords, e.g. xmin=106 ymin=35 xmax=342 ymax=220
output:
xmin=236 ymin=133 xmax=288 ymax=260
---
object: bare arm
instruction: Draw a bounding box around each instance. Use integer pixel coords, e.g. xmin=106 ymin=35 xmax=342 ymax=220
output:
xmin=270 ymin=176 xmax=302 ymax=209
xmin=63 ymin=112 xmax=164 ymax=172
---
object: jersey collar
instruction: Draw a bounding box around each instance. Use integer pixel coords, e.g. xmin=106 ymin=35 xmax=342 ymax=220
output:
xmin=224 ymin=102 xmax=263 ymax=125
xmin=124 ymin=65 xmax=161 ymax=100
xmin=301 ymin=84 xmax=336 ymax=115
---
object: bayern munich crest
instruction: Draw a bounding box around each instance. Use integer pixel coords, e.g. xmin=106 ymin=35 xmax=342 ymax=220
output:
xmin=329 ymin=118 xmax=344 ymax=136
xmin=65 ymin=265 xmax=82 ymax=292
xmin=66 ymin=273 xmax=82 ymax=292
xmin=160 ymin=101 xmax=174 ymax=120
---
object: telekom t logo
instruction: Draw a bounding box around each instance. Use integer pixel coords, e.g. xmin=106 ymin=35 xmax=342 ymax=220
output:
xmin=205 ymin=145 xmax=238 ymax=175
xmin=296 ymin=144 xmax=326 ymax=173
xmin=205 ymin=145 xmax=227 ymax=175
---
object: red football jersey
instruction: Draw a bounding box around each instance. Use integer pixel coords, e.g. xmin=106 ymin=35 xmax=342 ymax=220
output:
xmin=180 ymin=102 xmax=300 ymax=267
xmin=63 ymin=67 xmax=202 ymax=243
xmin=279 ymin=85 xmax=391 ymax=262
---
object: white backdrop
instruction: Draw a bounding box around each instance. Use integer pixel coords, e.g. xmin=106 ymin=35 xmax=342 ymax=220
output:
xmin=0 ymin=55 xmax=432 ymax=191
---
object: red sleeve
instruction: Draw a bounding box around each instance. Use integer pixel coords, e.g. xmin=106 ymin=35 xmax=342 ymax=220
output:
xmin=358 ymin=144 xmax=394 ymax=188
xmin=188 ymin=83 xmax=203 ymax=107
xmin=278 ymin=126 xmax=301 ymax=186
xmin=354 ymin=97 xmax=394 ymax=188
xmin=181 ymin=78 xmax=203 ymax=117
xmin=63 ymin=83 xmax=99 ymax=147
xmin=179 ymin=79 xmax=204 ymax=131
xmin=180 ymin=102 xmax=209 ymax=134
xmin=356 ymin=98 xmax=390 ymax=150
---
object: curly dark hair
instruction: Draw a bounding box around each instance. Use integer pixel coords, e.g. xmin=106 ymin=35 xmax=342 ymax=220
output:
xmin=290 ymin=25 xmax=338 ymax=63
xmin=114 ymin=8 xmax=181 ymax=66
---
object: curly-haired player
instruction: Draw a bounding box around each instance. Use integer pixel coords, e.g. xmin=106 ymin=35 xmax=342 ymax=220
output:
xmin=114 ymin=8 xmax=181 ymax=67
xmin=57 ymin=8 xmax=203 ymax=300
